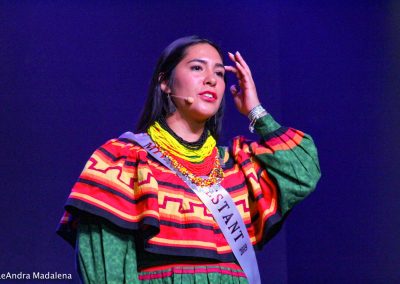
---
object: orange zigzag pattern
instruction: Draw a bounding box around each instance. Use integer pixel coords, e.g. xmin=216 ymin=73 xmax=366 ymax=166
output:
xmin=138 ymin=171 xmax=155 ymax=186
xmin=158 ymin=195 xmax=250 ymax=217
xmin=159 ymin=195 xmax=213 ymax=217
xmin=86 ymin=157 xmax=136 ymax=188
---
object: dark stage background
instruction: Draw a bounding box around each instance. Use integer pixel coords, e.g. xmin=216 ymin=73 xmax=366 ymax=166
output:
xmin=1 ymin=1 xmax=399 ymax=283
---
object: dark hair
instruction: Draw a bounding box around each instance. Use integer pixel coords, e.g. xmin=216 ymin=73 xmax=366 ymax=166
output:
xmin=136 ymin=35 xmax=225 ymax=141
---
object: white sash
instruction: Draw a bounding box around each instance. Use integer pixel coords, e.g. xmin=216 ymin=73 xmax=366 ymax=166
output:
xmin=119 ymin=132 xmax=261 ymax=284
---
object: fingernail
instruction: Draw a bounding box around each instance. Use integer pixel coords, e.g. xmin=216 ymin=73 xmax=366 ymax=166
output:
xmin=228 ymin=52 xmax=234 ymax=56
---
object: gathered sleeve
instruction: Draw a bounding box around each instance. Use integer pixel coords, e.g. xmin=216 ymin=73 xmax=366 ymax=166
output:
xmin=234 ymin=114 xmax=321 ymax=215
xmin=56 ymin=138 xmax=160 ymax=247
xmin=255 ymin=114 xmax=321 ymax=215
xmin=227 ymin=114 xmax=321 ymax=247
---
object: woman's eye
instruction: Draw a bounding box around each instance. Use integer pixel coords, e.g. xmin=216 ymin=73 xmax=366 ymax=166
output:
xmin=216 ymin=71 xmax=225 ymax=78
xmin=191 ymin=65 xmax=203 ymax=71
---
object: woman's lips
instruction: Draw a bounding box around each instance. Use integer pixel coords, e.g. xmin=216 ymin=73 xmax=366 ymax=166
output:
xmin=198 ymin=91 xmax=217 ymax=102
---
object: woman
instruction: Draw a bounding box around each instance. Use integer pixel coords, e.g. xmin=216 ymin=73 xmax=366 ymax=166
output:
xmin=57 ymin=36 xmax=321 ymax=283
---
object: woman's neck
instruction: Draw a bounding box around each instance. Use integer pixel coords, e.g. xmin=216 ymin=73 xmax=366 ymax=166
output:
xmin=165 ymin=113 xmax=205 ymax=142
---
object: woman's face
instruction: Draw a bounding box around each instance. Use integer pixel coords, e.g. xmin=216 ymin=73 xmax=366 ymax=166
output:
xmin=162 ymin=43 xmax=225 ymax=123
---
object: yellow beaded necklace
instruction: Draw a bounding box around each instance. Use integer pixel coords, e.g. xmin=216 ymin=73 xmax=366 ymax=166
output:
xmin=148 ymin=121 xmax=216 ymax=163
xmin=147 ymin=121 xmax=224 ymax=187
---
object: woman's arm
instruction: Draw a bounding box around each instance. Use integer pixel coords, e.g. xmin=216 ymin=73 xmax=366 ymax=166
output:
xmin=252 ymin=114 xmax=321 ymax=215
xmin=225 ymin=51 xmax=321 ymax=215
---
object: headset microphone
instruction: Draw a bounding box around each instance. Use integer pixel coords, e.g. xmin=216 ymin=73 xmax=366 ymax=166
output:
xmin=185 ymin=97 xmax=194 ymax=104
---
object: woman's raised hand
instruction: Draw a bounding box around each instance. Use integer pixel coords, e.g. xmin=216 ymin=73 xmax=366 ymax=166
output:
xmin=225 ymin=51 xmax=261 ymax=116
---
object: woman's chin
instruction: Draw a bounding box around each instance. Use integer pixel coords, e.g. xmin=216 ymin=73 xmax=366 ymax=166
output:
xmin=192 ymin=107 xmax=219 ymax=120
xmin=173 ymin=107 xmax=219 ymax=124
xmin=193 ymin=112 xmax=218 ymax=123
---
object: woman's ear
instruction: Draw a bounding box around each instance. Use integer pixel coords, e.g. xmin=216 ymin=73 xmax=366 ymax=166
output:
xmin=158 ymin=73 xmax=171 ymax=93
xmin=160 ymin=80 xmax=171 ymax=94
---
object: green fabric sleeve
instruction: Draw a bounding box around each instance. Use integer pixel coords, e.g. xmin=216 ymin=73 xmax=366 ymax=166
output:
xmin=254 ymin=114 xmax=321 ymax=215
xmin=77 ymin=220 xmax=139 ymax=284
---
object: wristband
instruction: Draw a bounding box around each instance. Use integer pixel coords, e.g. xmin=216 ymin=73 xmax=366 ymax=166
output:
xmin=248 ymin=105 xmax=268 ymax=133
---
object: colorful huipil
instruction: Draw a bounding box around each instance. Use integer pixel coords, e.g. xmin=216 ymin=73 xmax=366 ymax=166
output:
xmin=57 ymin=114 xmax=321 ymax=283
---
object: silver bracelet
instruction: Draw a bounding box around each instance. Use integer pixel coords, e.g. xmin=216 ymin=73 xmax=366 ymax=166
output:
xmin=248 ymin=105 xmax=268 ymax=133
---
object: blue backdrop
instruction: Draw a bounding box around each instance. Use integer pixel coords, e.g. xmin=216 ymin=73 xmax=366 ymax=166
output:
xmin=1 ymin=1 xmax=399 ymax=283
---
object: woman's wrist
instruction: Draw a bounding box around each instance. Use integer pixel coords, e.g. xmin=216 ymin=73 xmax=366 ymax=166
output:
xmin=248 ymin=104 xmax=268 ymax=133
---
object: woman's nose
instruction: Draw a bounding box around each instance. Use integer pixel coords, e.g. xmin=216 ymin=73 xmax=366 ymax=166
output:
xmin=204 ymin=74 xmax=217 ymax=86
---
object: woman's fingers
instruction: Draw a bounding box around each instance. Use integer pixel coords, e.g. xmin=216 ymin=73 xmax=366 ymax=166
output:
xmin=224 ymin=65 xmax=241 ymax=81
xmin=225 ymin=66 xmax=243 ymax=95
xmin=234 ymin=61 xmax=248 ymax=83
xmin=230 ymin=84 xmax=239 ymax=95
xmin=228 ymin=52 xmax=251 ymax=82
xmin=224 ymin=65 xmax=240 ymax=79
xmin=224 ymin=65 xmax=238 ymax=74
xmin=226 ymin=51 xmax=260 ymax=115
xmin=234 ymin=52 xmax=251 ymax=75
xmin=228 ymin=52 xmax=236 ymax=62
xmin=229 ymin=51 xmax=250 ymax=75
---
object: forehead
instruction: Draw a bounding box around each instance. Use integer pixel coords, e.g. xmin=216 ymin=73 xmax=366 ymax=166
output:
xmin=182 ymin=43 xmax=223 ymax=63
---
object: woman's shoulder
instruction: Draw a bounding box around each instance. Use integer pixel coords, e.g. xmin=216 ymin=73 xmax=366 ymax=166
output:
xmin=93 ymin=135 xmax=148 ymax=163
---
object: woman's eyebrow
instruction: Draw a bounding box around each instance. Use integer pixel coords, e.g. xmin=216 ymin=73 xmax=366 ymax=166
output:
xmin=187 ymin=59 xmax=225 ymax=69
xmin=215 ymin=63 xmax=225 ymax=69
